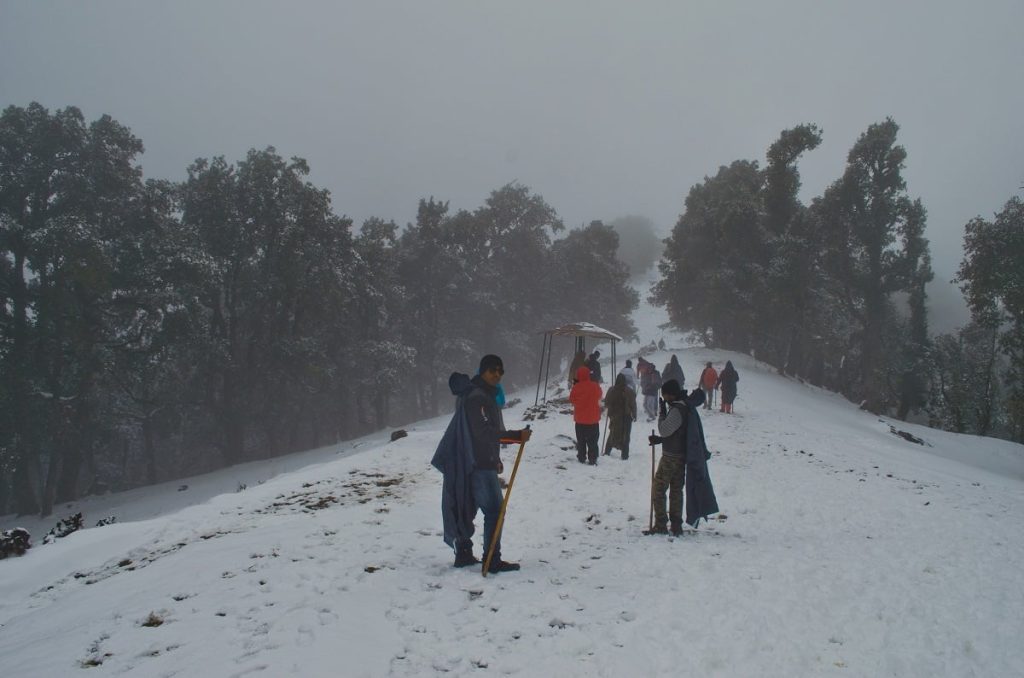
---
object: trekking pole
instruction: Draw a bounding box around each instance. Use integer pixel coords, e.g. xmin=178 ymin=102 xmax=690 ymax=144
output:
xmin=648 ymin=429 xmax=656 ymax=532
xmin=483 ymin=429 xmax=530 ymax=577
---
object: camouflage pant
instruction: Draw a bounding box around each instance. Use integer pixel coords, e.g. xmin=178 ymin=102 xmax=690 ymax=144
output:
xmin=652 ymin=454 xmax=686 ymax=529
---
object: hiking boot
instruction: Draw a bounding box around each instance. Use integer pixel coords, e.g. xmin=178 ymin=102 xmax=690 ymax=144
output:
xmin=621 ymin=452 xmax=629 ymax=460
xmin=670 ymin=525 xmax=684 ymax=537
xmin=646 ymin=524 xmax=668 ymax=535
xmin=587 ymin=460 xmax=597 ymax=466
xmin=488 ymin=559 xmax=521 ymax=573
xmin=453 ymin=550 xmax=480 ymax=568
xmin=577 ymin=456 xmax=586 ymax=464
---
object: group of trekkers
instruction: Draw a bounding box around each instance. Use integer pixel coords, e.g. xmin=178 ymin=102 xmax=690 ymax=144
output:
xmin=637 ymin=355 xmax=740 ymax=420
xmin=432 ymin=350 xmax=737 ymax=574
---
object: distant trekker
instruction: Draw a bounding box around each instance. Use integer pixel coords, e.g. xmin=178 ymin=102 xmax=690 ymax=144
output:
xmin=699 ymin=362 xmax=718 ymax=410
xmin=717 ymin=360 xmax=739 ymax=414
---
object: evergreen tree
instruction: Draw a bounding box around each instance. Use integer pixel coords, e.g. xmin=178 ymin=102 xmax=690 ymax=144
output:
xmin=651 ymin=160 xmax=766 ymax=351
xmin=352 ymin=217 xmax=415 ymax=428
xmin=0 ymin=103 xmax=144 ymax=515
xmin=761 ymin=124 xmax=823 ymax=374
xmin=815 ymin=119 xmax=932 ymax=413
xmin=956 ymin=196 xmax=1024 ymax=441
xmin=928 ymin=322 xmax=1001 ymax=435
xmin=550 ymin=221 xmax=639 ymax=341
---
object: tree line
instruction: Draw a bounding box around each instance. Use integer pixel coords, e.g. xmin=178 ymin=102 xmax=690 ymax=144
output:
xmin=0 ymin=102 xmax=638 ymax=516
xmin=652 ymin=120 xmax=1023 ymax=442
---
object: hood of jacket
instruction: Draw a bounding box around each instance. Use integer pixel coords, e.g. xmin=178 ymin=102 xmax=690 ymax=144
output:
xmin=449 ymin=372 xmax=474 ymax=397
xmin=576 ymin=366 xmax=592 ymax=383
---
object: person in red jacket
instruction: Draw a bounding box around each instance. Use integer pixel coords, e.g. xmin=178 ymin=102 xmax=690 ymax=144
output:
xmin=569 ymin=366 xmax=603 ymax=465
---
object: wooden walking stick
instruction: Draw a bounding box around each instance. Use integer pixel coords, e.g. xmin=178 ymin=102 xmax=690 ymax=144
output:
xmin=483 ymin=429 xmax=529 ymax=577
xmin=648 ymin=428 xmax=656 ymax=532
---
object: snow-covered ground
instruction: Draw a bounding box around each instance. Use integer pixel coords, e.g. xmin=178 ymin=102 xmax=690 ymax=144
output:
xmin=2 ymin=277 xmax=1023 ymax=677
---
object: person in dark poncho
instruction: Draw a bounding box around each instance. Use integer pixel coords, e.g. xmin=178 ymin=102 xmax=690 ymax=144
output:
xmin=647 ymin=379 xmax=719 ymax=535
xmin=662 ymin=354 xmax=685 ymax=389
xmin=431 ymin=355 xmax=531 ymax=573
xmin=717 ymin=360 xmax=739 ymax=414
xmin=603 ymin=373 xmax=636 ymax=459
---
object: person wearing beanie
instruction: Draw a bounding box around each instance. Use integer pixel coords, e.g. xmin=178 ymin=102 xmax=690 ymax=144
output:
xmin=646 ymin=379 xmax=719 ymax=535
xmin=432 ymin=354 xmax=531 ymax=573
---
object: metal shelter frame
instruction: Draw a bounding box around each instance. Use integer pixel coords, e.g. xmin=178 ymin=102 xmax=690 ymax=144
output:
xmin=534 ymin=322 xmax=623 ymax=405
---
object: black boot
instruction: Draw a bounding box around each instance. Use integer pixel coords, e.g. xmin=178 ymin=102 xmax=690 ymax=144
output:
xmin=487 ymin=558 xmax=521 ymax=573
xmin=453 ymin=544 xmax=480 ymax=568
xmin=670 ymin=522 xmax=683 ymax=536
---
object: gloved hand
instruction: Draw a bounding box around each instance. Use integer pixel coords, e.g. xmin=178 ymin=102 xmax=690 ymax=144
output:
xmin=648 ymin=434 xmax=663 ymax=446
xmin=497 ymin=460 xmax=504 ymax=474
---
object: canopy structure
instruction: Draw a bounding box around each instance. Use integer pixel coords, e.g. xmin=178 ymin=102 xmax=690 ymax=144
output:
xmin=534 ymin=322 xmax=623 ymax=405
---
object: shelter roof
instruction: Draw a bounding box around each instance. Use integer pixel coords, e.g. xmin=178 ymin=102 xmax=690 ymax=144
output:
xmin=546 ymin=322 xmax=622 ymax=341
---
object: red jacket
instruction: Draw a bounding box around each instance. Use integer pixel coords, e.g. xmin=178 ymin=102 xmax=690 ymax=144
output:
xmin=700 ymin=366 xmax=718 ymax=389
xmin=569 ymin=366 xmax=603 ymax=424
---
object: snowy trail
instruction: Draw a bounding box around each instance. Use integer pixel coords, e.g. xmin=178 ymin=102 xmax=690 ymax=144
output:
xmin=2 ymin=279 xmax=1023 ymax=676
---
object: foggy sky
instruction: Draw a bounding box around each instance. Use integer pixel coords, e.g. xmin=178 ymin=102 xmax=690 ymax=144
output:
xmin=2 ymin=1 xmax=1022 ymax=330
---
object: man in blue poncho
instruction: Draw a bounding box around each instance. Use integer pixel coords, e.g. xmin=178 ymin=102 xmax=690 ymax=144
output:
xmin=431 ymin=354 xmax=531 ymax=573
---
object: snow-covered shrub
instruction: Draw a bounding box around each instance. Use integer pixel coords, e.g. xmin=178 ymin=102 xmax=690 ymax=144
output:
xmin=0 ymin=527 xmax=31 ymax=559
xmin=43 ymin=513 xmax=84 ymax=544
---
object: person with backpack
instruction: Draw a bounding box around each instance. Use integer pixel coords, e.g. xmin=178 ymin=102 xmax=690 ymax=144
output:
xmin=699 ymin=362 xmax=718 ymax=410
xmin=602 ymin=373 xmax=637 ymax=459
xmin=717 ymin=360 xmax=739 ymax=414
xmin=431 ymin=354 xmax=532 ymax=573
xmin=647 ymin=380 xmax=719 ymax=535
xmin=635 ymin=356 xmax=652 ymax=384
xmin=569 ymin=365 xmax=603 ymax=465
xmin=641 ymin=366 xmax=662 ymax=421
xmin=662 ymin=354 xmax=685 ymax=389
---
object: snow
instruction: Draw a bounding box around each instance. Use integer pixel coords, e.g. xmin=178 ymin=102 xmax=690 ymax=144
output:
xmin=2 ymin=278 xmax=1023 ymax=677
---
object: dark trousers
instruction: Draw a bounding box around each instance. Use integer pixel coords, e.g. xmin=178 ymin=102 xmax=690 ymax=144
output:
xmin=575 ymin=423 xmax=600 ymax=463
xmin=460 ymin=469 xmax=503 ymax=559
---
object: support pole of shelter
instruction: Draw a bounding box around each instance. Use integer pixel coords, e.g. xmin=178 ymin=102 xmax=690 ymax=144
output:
xmin=534 ymin=333 xmax=549 ymax=406
xmin=543 ymin=334 xmax=553 ymax=403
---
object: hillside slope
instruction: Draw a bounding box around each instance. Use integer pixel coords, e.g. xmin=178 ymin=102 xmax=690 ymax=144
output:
xmin=2 ymin=278 xmax=1023 ymax=676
